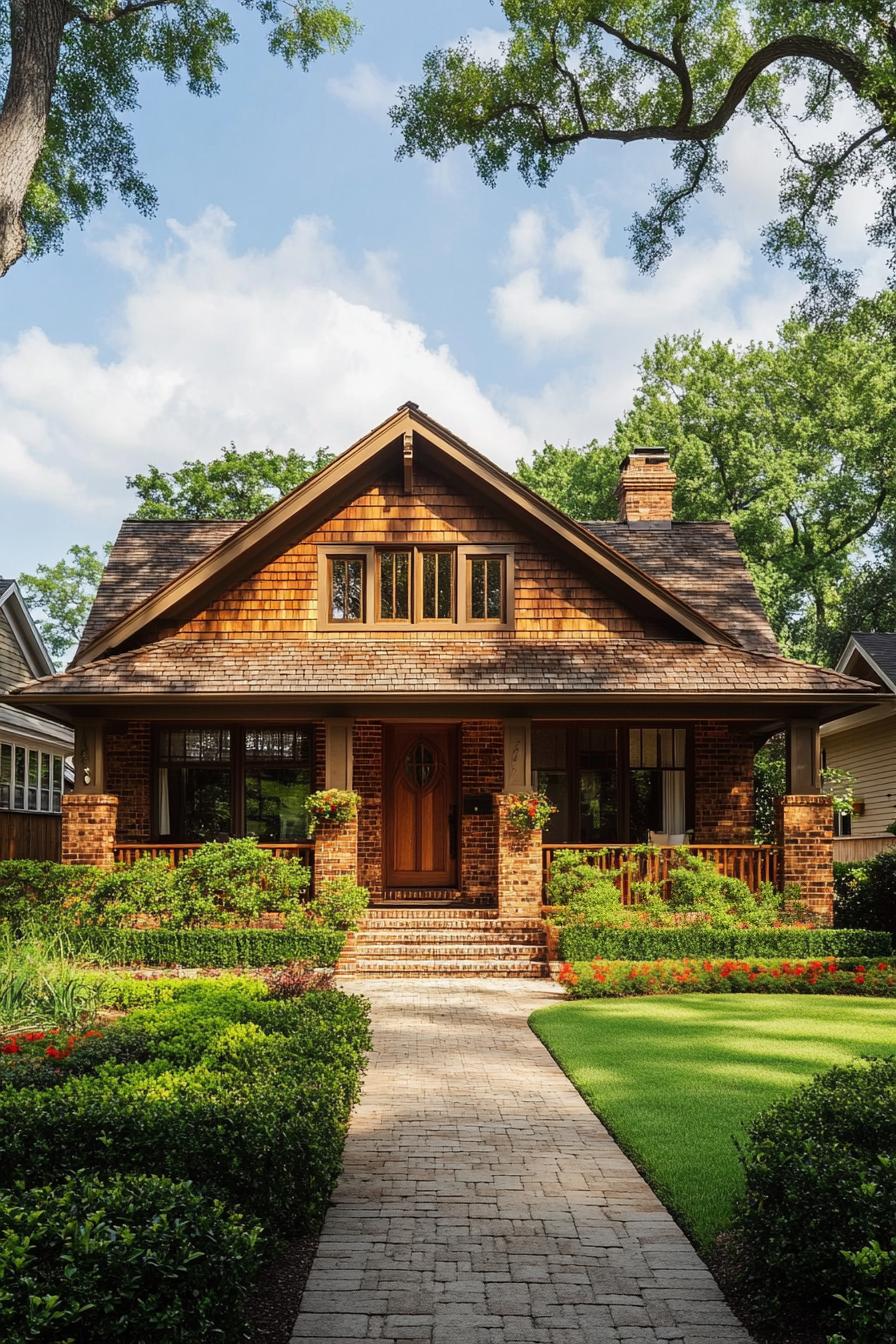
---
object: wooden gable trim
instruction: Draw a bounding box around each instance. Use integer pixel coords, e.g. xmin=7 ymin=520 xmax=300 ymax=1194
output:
xmin=74 ymin=403 xmax=736 ymax=665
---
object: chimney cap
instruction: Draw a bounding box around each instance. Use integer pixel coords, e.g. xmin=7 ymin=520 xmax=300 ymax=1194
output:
xmin=620 ymin=445 xmax=670 ymax=468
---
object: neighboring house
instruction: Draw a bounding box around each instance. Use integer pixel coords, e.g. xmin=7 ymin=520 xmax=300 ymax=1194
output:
xmin=821 ymin=633 xmax=896 ymax=862
xmin=0 ymin=580 xmax=74 ymax=859
xmin=4 ymin=404 xmax=885 ymax=932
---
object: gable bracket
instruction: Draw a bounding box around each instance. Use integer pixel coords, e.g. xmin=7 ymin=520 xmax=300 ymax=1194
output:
xmin=403 ymin=430 xmax=414 ymax=494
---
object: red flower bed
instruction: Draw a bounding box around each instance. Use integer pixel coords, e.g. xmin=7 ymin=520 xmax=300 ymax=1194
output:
xmin=1 ymin=1027 xmax=102 ymax=1061
xmin=558 ymin=957 xmax=896 ymax=999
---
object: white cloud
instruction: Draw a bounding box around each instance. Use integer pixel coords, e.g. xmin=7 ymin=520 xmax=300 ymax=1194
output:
xmin=466 ymin=27 xmax=509 ymax=62
xmin=0 ymin=208 xmax=532 ymax=526
xmin=327 ymin=62 xmax=399 ymax=118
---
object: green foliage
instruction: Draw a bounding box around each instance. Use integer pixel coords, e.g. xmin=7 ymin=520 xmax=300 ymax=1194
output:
xmin=504 ymin=790 xmax=557 ymax=833
xmin=170 ymin=837 xmax=311 ymax=926
xmin=0 ymin=860 xmax=101 ymax=930
xmin=65 ymin=925 xmax=345 ymax=967
xmin=16 ymin=2 xmax=358 ymax=264
xmin=306 ymin=876 xmax=369 ymax=931
xmin=17 ymin=543 xmax=110 ymax=663
xmin=0 ymin=928 xmax=104 ymax=1033
xmin=394 ymin=3 xmax=895 ymax=309
xmin=557 ymin=924 xmax=892 ymax=963
xmin=730 ymin=1057 xmax=896 ymax=1337
xmin=305 ymin=788 xmax=361 ymax=833
xmin=560 ymin=956 xmax=896 ymax=1000
xmin=830 ymin=1240 xmax=896 ymax=1344
xmin=754 ymin=734 xmax=785 ymax=843
xmin=126 ymin=442 xmax=334 ymax=519
xmin=0 ymin=1172 xmax=264 ymax=1344
xmin=516 ymin=295 xmax=896 ymax=662
xmin=546 ymin=850 xmax=628 ymax=927
xmin=834 ymin=851 xmax=896 ymax=935
xmin=663 ymin=853 xmax=791 ymax=930
xmin=0 ymin=980 xmax=370 ymax=1234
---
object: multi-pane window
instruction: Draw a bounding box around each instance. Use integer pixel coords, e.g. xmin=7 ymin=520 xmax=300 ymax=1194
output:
xmin=0 ymin=739 xmax=66 ymax=813
xmin=421 ymin=551 xmax=453 ymax=620
xmin=628 ymin=727 xmax=688 ymax=841
xmin=155 ymin=727 xmax=313 ymax=843
xmin=329 ymin=556 xmax=365 ymax=622
xmin=378 ymin=551 xmax=410 ymax=621
xmin=468 ymin=555 xmax=505 ymax=622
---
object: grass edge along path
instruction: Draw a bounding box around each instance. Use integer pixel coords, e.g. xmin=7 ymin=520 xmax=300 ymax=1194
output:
xmin=529 ymin=994 xmax=896 ymax=1251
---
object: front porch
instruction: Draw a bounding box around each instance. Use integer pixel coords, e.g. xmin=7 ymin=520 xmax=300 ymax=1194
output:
xmin=63 ymin=713 xmax=835 ymax=922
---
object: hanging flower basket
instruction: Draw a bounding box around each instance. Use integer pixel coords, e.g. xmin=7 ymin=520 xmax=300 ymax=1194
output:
xmin=505 ymin=790 xmax=556 ymax=834
xmin=305 ymin=789 xmax=361 ymax=835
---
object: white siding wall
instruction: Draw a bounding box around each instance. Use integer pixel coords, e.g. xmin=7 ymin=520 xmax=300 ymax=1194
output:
xmin=824 ymin=714 xmax=896 ymax=836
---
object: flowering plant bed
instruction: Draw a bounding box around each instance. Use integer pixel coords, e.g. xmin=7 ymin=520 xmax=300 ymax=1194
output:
xmin=504 ymin=790 xmax=556 ymax=833
xmin=558 ymin=956 xmax=896 ymax=998
xmin=305 ymin=788 xmax=361 ymax=833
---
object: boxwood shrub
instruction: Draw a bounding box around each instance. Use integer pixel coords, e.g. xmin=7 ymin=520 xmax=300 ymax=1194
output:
xmin=66 ymin=925 xmax=345 ymax=967
xmin=0 ymin=1172 xmax=264 ymax=1344
xmin=728 ymin=1057 xmax=896 ymax=1340
xmin=557 ymin=924 xmax=892 ymax=962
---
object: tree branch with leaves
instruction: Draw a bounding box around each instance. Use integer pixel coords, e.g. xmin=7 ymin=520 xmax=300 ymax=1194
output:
xmin=0 ymin=0 xmax=358 ymax=276
xmin=392 ymin=2 xmax=896 ymax=312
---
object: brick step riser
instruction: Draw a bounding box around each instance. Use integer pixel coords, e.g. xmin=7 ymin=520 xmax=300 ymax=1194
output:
xmin=359 ymin=917 xmax=543 ymax=930
xmin=349 ymin=931 xmax=545 ymax=945
xmin=339 ymin=963 xmax=547 ymax=978
xmin=343 ymin=950 xmax=546 ymax=965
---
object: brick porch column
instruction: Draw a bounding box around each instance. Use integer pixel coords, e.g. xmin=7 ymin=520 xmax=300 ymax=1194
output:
xmin=313 ymin=815 xmax=359 ymax=890
xmin=61 ymin=794 xmax=118 ymax=867
xmin=495 ymin=794 xmax=543 ymax=918
xmin=775 ymin=794 xmax=834 ymax=924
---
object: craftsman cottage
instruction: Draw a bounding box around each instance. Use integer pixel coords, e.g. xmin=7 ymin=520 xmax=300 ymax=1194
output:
xmin=6 ymin=404 xmax=884 ymax=954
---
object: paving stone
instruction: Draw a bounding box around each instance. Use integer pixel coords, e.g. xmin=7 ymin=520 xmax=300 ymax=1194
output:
xmin=291 ymin=979 xmax=753 ymax=1344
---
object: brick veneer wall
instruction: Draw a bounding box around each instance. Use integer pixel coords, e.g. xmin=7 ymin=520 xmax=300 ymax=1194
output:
xmin=313 ymin=814 xmax=359 ymax=888
xmin=61 ymin=794 xmax=118 ymax=867
xmin=776 ymin=794 xmax=834 ymax=923
xmin=354 ymin=719 xmax=383 ymax=899
xmin=495 ymin=795 xmax=542 ymax=917
xmin=461 ymin=720 xmax=503 ymax=902
xmin=693 ymin=722 xmax=755 ymax=842
xmin=105 ymin=721 xmax=151 ymax=843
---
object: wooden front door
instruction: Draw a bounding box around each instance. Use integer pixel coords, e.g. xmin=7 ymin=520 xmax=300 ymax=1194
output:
xmin=385 ymin=725 xmax=457 ymax=888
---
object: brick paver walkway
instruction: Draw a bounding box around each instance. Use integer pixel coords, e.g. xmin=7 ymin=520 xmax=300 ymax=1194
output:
xmin=291 ymin=979 xmax=753 ymax=1343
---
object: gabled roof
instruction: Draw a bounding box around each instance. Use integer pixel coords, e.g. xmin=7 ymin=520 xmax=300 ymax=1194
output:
xmin=72 ymin=403 xmax=736 ymax=666
xmin=837 ymin=633 xmax=896 ymax=695
xmin=0 ymin=580 xmax=56 ymax=680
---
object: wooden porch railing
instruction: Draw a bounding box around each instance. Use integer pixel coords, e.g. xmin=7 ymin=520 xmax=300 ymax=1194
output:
xmin=113 ymin=842 xmax=315 ymax=869
xmin=542 ymin=843 xmax=780 ymax=903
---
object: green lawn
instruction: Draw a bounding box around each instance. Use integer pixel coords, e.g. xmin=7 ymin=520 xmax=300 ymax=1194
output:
xmin=530 ymin=995 xmax=896 ymax=1250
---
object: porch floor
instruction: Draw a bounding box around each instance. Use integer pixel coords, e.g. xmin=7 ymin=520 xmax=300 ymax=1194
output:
xmin=291 ymin=979 xmax=753 ymax=1343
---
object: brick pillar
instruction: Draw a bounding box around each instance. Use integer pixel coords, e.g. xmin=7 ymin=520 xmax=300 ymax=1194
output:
xmin=495 ymin=794 xmax=543 ymax=918
xmin=775 ymin=794 xmax=834 ymax=924
xmin=61 ymin=794 xmax=118 ymax=867
xmin=313 ymin=815 xmax=359 ymax=891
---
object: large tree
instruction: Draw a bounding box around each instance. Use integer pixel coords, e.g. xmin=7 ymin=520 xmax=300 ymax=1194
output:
xmin=0 ymin=0 xmax=357 ymax=276
xmin=19 ymin=442 xmax=332 ymax=661
xmin=393 ymin=2 xmax=896 ymax=311
xmin=517 ymin=291 xmax=896 ymax=662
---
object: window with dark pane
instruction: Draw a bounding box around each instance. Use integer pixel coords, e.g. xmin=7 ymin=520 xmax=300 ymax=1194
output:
xmin=627 ymin=727 xmax=688 ymax=841
xmin=379 ymin=550 xmax=410 ymax=620
xmin=421 ymin=551 xmax=453 ymax=620
xmin=468 ymin=556 xmax=504 ymax=621
xmin=578 ymin=728 xmax=618 ymax=842
xmin=27 ymin=750 xmax=38 ymax=810
xmin=245 ymin=728 xmax=313 ymax=842
xmin=156 ymin=728 xmax=232 ymax=841
xmin=0 ymin=743 xmax=10 ymax=809
xmin=330 ymin=556 xmax=364 ymax=622
xmin=52 ymin=756 xmax=63 ymax=812
xmin=40 ymin=753 xmax=50 ymax=811
xmin=532 ymin=726 xmax=570 ymax=841
xmin=13 ymin=746 xmax=24 ymax=810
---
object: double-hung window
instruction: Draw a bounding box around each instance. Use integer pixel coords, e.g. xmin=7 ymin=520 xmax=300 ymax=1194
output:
xmin=0 ymin=739 xmax=66 ymax=813
xmin=320 ymin=545 xmax=510 ymax=629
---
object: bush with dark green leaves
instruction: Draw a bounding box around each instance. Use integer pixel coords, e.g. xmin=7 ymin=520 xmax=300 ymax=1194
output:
xmin=171 ymin=837 xmax=311 ymax=925
xmin=728 ymin=1057 xmax=896 ymax=1340
xmin=66 ymin=924 xmax=345 ymax=967
xmin=557 ymin=924 xmax=891 ymax=962
xmin=834 ymin=851 xmax=896 ymax=935
xmin=0 ymin=1172 xmax=264 ymax=1344
xmin=305 ymin=875 xmax=369 ymax=930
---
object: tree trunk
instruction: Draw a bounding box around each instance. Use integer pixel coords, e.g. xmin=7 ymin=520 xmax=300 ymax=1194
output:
xmin=0 ymin=0 xmax=68 ymax=277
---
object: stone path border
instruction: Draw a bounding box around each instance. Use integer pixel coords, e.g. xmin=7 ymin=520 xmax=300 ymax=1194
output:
xmin=291 ymin=978 xmax=753 ymax=1343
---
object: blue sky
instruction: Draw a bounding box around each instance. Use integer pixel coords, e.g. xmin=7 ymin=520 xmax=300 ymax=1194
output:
xmin=0 ymin=1 xmax=881 ymax=579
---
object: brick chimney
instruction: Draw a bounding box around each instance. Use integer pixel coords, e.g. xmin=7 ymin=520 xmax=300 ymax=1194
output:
xmin=615 ymin=447 xmax=675 ymax=526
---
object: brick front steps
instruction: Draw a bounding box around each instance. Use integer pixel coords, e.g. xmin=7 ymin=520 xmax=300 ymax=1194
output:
xmin=338 ymin=907 xmax=548 ymax=977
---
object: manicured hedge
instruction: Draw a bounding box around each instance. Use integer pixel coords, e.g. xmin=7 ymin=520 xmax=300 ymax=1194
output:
xmin=66 ymin=925 xmax=345 ymax=967
xmin=729 ymin=1057 xmax=896 ymax=1341
xmin=0 ymin=1172 xmax=264 ymax=1344
xmin=557 ymin=924 xmax=892 ymax=962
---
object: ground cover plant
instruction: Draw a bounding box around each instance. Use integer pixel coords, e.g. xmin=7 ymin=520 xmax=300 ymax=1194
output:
xmin=0 ymin=973 xmax=370 ymax=1342
xmin=558 ymin=957 xmax=896 ymax=999
xmin=529 ymin=996 xmax=896 ymax=1252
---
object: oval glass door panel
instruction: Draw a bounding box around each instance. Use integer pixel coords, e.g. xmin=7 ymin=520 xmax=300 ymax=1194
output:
xmin=404 ymin=742 xmax=436 ymax=790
